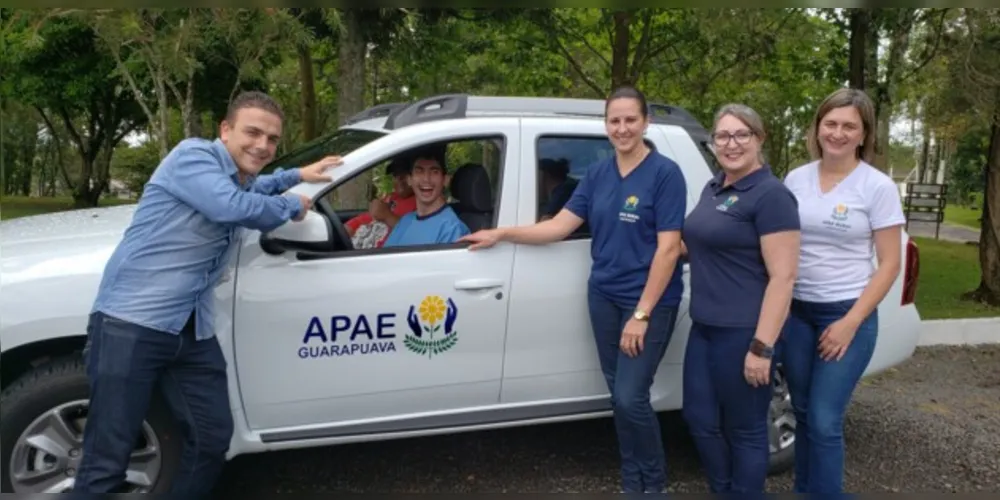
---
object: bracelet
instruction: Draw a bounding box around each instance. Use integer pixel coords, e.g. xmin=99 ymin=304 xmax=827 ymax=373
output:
xmin=749 ymin=338 xmax=774 ymax=359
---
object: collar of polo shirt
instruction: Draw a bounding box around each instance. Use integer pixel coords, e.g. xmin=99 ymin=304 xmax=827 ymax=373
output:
xmin=710 ymin=165 xmax=774 ymax=195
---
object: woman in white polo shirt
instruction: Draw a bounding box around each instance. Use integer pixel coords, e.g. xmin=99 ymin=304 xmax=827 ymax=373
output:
xmin=780 ymin=88 xmax=906 ymax=494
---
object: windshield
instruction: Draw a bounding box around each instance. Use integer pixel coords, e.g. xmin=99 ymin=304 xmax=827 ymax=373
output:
xmin=262 ymin=127 xmax=387 ymax=175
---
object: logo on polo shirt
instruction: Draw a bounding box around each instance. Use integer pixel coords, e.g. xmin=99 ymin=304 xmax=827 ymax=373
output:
xmin=716 ymin=194 xmax=739 ymax=212
xmin=620 ymin=195 xmax=640 ymax=223
xmin=832 ymin=203 xmax=849 ymax=221
xmin=624 ymin=195 xmax=639 ymax=211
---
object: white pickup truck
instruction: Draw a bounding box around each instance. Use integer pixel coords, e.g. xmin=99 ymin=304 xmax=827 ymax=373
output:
xmin=0 ymin=95 xmax=923 ymax=493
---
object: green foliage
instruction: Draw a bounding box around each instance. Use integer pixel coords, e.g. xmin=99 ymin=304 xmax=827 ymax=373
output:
xmin=110 ymin=141 xmax=161 ymax=195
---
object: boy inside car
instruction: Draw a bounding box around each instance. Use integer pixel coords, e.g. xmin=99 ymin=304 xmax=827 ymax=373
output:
xmin=346 ymin=155 xmax=417 ymax=249
xmin=383 ymin=144 xmax=470 ymax=247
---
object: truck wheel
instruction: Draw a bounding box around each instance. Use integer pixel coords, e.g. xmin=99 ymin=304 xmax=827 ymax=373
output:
xmin=0 ymin=354 xmax=180 ymax=493
xmin=767 ymin=364 xmax=796 ymax=475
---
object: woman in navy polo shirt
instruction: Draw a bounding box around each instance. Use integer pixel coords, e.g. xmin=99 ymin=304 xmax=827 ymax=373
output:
xmin=460 ymin=86 xmax=687 ymax=493
xmin=680 ymin=104 xmax=801 ymax=493
xmin=781 ymin=89 xmax=905 ymax=494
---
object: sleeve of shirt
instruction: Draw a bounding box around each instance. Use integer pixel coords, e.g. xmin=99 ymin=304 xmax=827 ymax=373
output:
xmin=753 ymin=184 xmax=801 ymax=236
xmin=654 ymin=163 xmax=687 ymax=232
xmin=562 ymin=163 xmax=595 ymax=221
xmin=868 ymin=177 xmax=907 ymax=230
xmin=443 ymin=219 xmax=471 ymax=243
xmin=251 ymin=167 xmax=301 ymax=195
xmin=163 ymin=146 xmax=303 ymax=232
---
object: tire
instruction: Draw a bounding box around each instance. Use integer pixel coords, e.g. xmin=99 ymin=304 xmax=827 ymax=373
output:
xmin=0 ymin=354 xmax=181 ymax=493
xmin=767 ymin=364 xmax=796 ymax=475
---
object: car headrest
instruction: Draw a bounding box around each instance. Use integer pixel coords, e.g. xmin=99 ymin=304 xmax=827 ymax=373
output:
xmin=449 ymin=163 xmax=492 ymax=212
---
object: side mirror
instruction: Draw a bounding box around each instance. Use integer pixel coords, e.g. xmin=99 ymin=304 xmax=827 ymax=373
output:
xmin=260 ymin=210 xmax=334 ymax=255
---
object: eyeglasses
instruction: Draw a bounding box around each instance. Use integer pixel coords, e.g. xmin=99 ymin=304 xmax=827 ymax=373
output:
xmin=712 ymin=130 xmax=755 ymax=146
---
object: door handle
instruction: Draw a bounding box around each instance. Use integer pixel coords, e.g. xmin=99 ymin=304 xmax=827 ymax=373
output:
xmin=454 ymin=279 xmax=504 ymax=290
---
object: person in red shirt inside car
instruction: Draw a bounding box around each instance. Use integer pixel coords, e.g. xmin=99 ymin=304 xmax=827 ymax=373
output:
xmin=346 ymin=155 xmax=417 ymax=248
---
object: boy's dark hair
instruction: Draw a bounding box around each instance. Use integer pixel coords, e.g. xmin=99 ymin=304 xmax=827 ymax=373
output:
xmin=605 ymin=85 xmax=648 ymax=118
xmin=407 ymin=143 xmax=448 ymax=173
xmin=226 ymin=91 xmax=285 ymax=122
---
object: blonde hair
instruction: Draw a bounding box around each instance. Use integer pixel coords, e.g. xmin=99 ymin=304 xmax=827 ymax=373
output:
xmin=807 ymin=88 xmax=876 ymax=164
xmin=713 ymin=103 xmax=767 ymax=165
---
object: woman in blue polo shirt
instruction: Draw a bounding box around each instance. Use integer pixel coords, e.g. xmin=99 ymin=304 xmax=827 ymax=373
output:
xmin=460 ymin=86 xmax=687 ymax=494
xmin=680 ymin=104 xmax=801 ymax=493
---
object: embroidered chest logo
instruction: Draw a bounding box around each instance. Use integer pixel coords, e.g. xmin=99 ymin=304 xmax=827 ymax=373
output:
xmin=831 ymin=203 xmax=849 ymax=221
xmin=822 ymin=202 xmax=852 ymax=231
xmin=619 ymin=195 xmax=640 ymax=223
xmin=624 ymin=195 xmax=639 ymax=211
xmin=716 ymin=194 xmax=739 ymax=212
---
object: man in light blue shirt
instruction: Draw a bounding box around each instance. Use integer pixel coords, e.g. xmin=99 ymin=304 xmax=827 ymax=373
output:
xmin=383 ymin=148 xmax=470 ymax=247
xmin=74 ymin=91 xmax=341 ymax=496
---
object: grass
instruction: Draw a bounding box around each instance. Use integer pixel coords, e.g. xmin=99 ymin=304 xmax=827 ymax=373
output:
xmin=0 ymin=195 xmax=133 ymax=220
xmin=944 ymin=204 xmax=983 ymax=230
xmin=912 ymin=236 xmax=1000 ymax=320
xmin=0 ymin=195 xmax=997 ymax=320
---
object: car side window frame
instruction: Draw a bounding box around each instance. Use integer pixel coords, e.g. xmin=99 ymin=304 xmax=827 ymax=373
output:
xmin=296 ymin=132 xmax=510 ymax=261
xmin=534 ymin=133 xmax=657 ymax=240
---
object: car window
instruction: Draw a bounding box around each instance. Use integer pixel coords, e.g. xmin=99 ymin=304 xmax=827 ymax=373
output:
xmin=305 ymin=135 xmax=508 ymax=258
xmin=262 ymin=128 xmax=387 ymax=176
xmin=535 ymin=135 xmax=655 ymax=238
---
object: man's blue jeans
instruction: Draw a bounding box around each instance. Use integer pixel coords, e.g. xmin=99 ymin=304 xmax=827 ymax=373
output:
xmin=587 ymin=288 xmax=678 ymax=493
xmin=73 ymin=311 xmax=233 ymax=496
xmin=681 ymin=321 xmax=775 ymax=493
xmin=780 ymin=298 xmax=877 ymax=494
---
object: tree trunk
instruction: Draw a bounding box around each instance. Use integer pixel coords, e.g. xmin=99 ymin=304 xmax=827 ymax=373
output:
xmin=610 ymin=10 xmax=632 ymax=90
xmin=182 ymin=72 xmax=198 ymax=138
xmin=297 ymin=43 xmax=317 ymax=141
xmin=919 ymin=123 xmax=930 ymax=183
xmin=335 ymin=8 xmax=368 ymax=210
xmin=965 ymin=91 xmax=1000 ymax=306
xmin=848 ymin=9 xmax=869 ymax=89
xmin=873 ymin=18 xmax=911 ymax=172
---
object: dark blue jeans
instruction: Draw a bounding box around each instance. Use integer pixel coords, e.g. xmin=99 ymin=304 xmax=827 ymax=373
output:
xmin=587 ymin=288 xmax=678 ymax=493
xmin=73 ymin=311 xmax=233 ymax=496
xmin=780 ymin=298 xmax=877 ymax=494
xmin=682 ymin=321 xmax=775 ymax=493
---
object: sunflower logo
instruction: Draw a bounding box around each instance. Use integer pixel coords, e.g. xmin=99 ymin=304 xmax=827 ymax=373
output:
xmin=624 ymin=195 xmax=639 ymax=211
xmin=405 ymin=295 xmax=459 ymax=358
xmin=832 ymin=203 xmax=849 ymax=221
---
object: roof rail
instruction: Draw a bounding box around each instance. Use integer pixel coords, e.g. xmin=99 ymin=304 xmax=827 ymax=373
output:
xmin=383 ymin=93 xmax=706 ymax=131
xmin=345 ymin=102 xmax=407 ymax=125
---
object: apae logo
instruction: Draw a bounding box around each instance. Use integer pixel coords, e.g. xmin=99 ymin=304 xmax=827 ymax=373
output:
xmin=404 ymin=295 xmax=459 ymax=358
xmin=831 ymin=203 xmax=850 ymax=221
xmin=623 ymin=195 xmax=639 ymax=211
xmin=297 ymin=294 xmax=460 ymax=360
xmin=619 ymin=195 xmax=641 ymax=223
xmin=716 ymin=194 xmax=739 ymax=212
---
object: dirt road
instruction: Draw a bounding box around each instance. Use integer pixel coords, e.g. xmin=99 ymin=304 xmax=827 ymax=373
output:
xmin=213 ymin=345 xmax=1000 ymax=495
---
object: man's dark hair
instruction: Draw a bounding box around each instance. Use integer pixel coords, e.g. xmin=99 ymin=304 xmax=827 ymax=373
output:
xmin=226 ymin=91 xmax=285 ymax=122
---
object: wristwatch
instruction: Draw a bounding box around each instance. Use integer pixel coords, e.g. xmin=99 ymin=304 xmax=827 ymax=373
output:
xmin=632 ymin=309 xmax=649 ymax=322
xmin=749 ymin=338 xmax=774 ymax=359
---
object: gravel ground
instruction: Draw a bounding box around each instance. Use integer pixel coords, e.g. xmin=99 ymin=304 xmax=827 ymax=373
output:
xmin=213 ymin=345 xmax=1000 ymax=495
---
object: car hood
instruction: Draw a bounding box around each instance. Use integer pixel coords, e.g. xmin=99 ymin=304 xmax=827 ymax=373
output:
xmin=0 ymin=205 xmax=135 ymax=285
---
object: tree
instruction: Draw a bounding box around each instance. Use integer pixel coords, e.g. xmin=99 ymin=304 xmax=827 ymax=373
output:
xmin=956 ymin=9 xmax=1000 ymax=306
xmin=1 ymin=12 xmax=145 ymax=207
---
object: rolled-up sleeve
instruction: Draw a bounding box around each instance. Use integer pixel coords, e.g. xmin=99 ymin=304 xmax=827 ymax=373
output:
xmin=162 ymin=148 xmax=303 ymax=232
xmin=252 ymin=167 xmax=301 ymax=195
